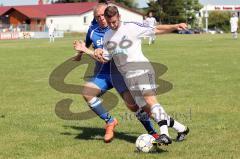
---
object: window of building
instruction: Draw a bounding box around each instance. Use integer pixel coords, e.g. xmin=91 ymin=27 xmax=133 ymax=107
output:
xmin=84 ymin=16 xmax=87 ymax=24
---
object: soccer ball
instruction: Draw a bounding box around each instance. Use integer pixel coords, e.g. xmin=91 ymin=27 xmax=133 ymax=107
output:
xmin=135 ymin=134 xmax=156 ymax=153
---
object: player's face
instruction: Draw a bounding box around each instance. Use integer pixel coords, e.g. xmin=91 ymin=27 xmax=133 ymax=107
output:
xmin=106 ymin=15 xmax=120 ymax=30
xmin=95 ymin=7 xmax=107 ymax=28
xmin=149 ymin=12 xmax=153 ymax=17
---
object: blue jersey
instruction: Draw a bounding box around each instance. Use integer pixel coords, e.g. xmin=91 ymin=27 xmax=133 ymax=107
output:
xmin=85 ymin=19 xmax=98 ymax=47
xmin=85 ymin=20 xmax=110 ymax=75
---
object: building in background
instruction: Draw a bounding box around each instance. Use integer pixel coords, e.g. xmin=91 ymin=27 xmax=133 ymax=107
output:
xmin=195 ymin=4 xmax=240 ymax=32
xmin=0 ymin=1 xmax=143 ymax=33
xmin=199 ymin=4 xmax=240 ymax=18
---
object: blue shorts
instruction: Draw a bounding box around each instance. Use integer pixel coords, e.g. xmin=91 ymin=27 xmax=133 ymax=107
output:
xmin=89 ymin=72 xmax=127 ymax=95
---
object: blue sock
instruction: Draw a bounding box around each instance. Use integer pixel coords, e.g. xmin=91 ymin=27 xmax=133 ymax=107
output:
xmin=136 ymin=110 xmax=157 ymax=134
xmin=88 ymin=97 xmax=114 ymax=124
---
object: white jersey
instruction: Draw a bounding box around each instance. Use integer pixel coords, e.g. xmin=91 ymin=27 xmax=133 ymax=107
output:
xmin=230 ymin=16 xmax=238 ymax=32
xmin=145 ymin=17 xmax=156 ymax=27
xmin=48 ymin=23 xmax=55 ymax=34
xmin=103 ymin=21 xmax=157 ymax=107
xmin=103 ymin=21 xmax=155 ymax=74
xmin=143 ymin=19 xmax=148 ymax=27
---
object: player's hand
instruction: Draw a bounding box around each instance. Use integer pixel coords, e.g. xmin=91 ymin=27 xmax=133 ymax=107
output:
xmin=73 ymin=40 xmax=87 ymax=52
xmin=94 ymin=48 xmax=108 ymax=63
xmin=176 ymin=23 xmax=188 ymax=31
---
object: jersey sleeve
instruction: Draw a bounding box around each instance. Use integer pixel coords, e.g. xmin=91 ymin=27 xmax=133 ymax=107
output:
xmin=85 ymin=18 xmax=99 ymax=47
xmin=131 ymin=22 xmax=155 ymax=38
xmin=85 ymin=27 xmax=93 ymax=48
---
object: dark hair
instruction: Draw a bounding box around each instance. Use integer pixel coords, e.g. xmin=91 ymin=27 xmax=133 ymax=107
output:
xmin=98 ymin=0 xmax=110 ymax=4
xmin=104 ymin=6 xmax=119 ymax=18
xmin=147 ymin=11 xmax=153 ymax=17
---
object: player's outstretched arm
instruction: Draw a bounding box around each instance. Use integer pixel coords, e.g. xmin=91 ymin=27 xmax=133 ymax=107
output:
xmin=73 ymin=40 xmax=107 ymax=63
xmin=72 ymin=40 xmax=89 ymax=61
xmin=154 ymin=23 xmax=188 ymax=34
xmin=73 ymin=40 xmax=100 ymax=61
xmin=73 ymin=40 xmax=94 ymax=55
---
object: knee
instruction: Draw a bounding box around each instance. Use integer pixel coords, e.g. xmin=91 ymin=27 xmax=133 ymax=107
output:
xmin=82 ymin=84 xmax=99 ymax=102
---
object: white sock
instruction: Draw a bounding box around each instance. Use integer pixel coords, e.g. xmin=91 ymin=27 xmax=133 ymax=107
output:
xmin=173 ymin=120 xmax=186 ymax=132
xmin=160 ymin=124 xmax=169 ymax=136
xmin=234 ymin=33 xmax=238 ymax=39
xmin=167 ymin=116 xmax=186 ymax=132
xmin=151 ymin=104 xmax=169 ymax=136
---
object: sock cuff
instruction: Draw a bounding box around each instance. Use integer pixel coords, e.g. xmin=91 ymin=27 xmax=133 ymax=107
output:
xmin=169 ymin=117 xmax=175 ymax=127
xmin=150 ymin=103 xmax=161 ymax=111
xmin=152 ymin=103 xmax=161 ymax=106
xmin=158 ymin=120 xmax=168 ymax=127
xmin=135 ymin=108 xmax=144 ymax=115
xmin=88 ymin=97 xmax=102 ymax=107
xmin=135 ymin=109 xmax=149 ymax=121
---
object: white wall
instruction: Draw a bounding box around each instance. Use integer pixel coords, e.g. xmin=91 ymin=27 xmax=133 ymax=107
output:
xmin=114 ymin=5 xmax=143 ymax=23
xmin=46 ymin=11 xmax=94 ymax=32
xmin=45 ymin=5 xmax=143 ymax=32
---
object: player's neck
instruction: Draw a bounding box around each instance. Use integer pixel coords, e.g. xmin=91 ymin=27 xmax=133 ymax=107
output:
xmin=100 ymin=25 xmax=108 ymax=29
xmin=115 ymin=21 xmax=122 ymax=31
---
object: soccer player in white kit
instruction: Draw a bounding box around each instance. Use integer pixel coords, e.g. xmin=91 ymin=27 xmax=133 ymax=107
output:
xmin=145 ymin=11 xmax=157 ymax=45
xmin=48 ymin=19 xmax=56 ymax=42
xmin=230 ymin=13 xmax=239 ymax=39
xmin=95 ymin=6 xmax=189 ymax=145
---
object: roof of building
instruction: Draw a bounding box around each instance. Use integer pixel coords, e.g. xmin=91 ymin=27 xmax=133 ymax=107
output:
xmin=0 ymin=6 xmax=11 ymax=15
xmin=0 ymin=2 xmax=143 ymax=19
xmin=0 ymin=2 xmax=97 ymax=19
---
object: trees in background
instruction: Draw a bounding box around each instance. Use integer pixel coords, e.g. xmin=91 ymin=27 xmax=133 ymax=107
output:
xmin=208 ymin=11 xmax=232 ymax=32
xmin=147 ymin=0 xmax=202 ymax=26
xmin=113 ymin=0 xmax=137 ymax=8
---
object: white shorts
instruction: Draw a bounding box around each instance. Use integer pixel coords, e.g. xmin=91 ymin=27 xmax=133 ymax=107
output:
xmin=49 ymin=32 xmax=55 ymax=37
xmin=124 ymin=70 xmax=158 ymax=107
xmin=231 ymin=26 xmax=238 ymax=33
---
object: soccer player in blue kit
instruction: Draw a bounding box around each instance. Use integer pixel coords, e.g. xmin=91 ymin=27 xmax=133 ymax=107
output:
xmin=73 ymin=3 xmax=158 ymax=143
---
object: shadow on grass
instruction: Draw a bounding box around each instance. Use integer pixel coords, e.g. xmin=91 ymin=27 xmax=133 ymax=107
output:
xmin=61 ymin=126 xmax=138 ymax=143
xmin=134 ymin=147 xmax=168 ymax=154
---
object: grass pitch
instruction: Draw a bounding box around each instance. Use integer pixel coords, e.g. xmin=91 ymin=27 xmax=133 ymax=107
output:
xmin=0 ymin=34 xmax=239 ymax=159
